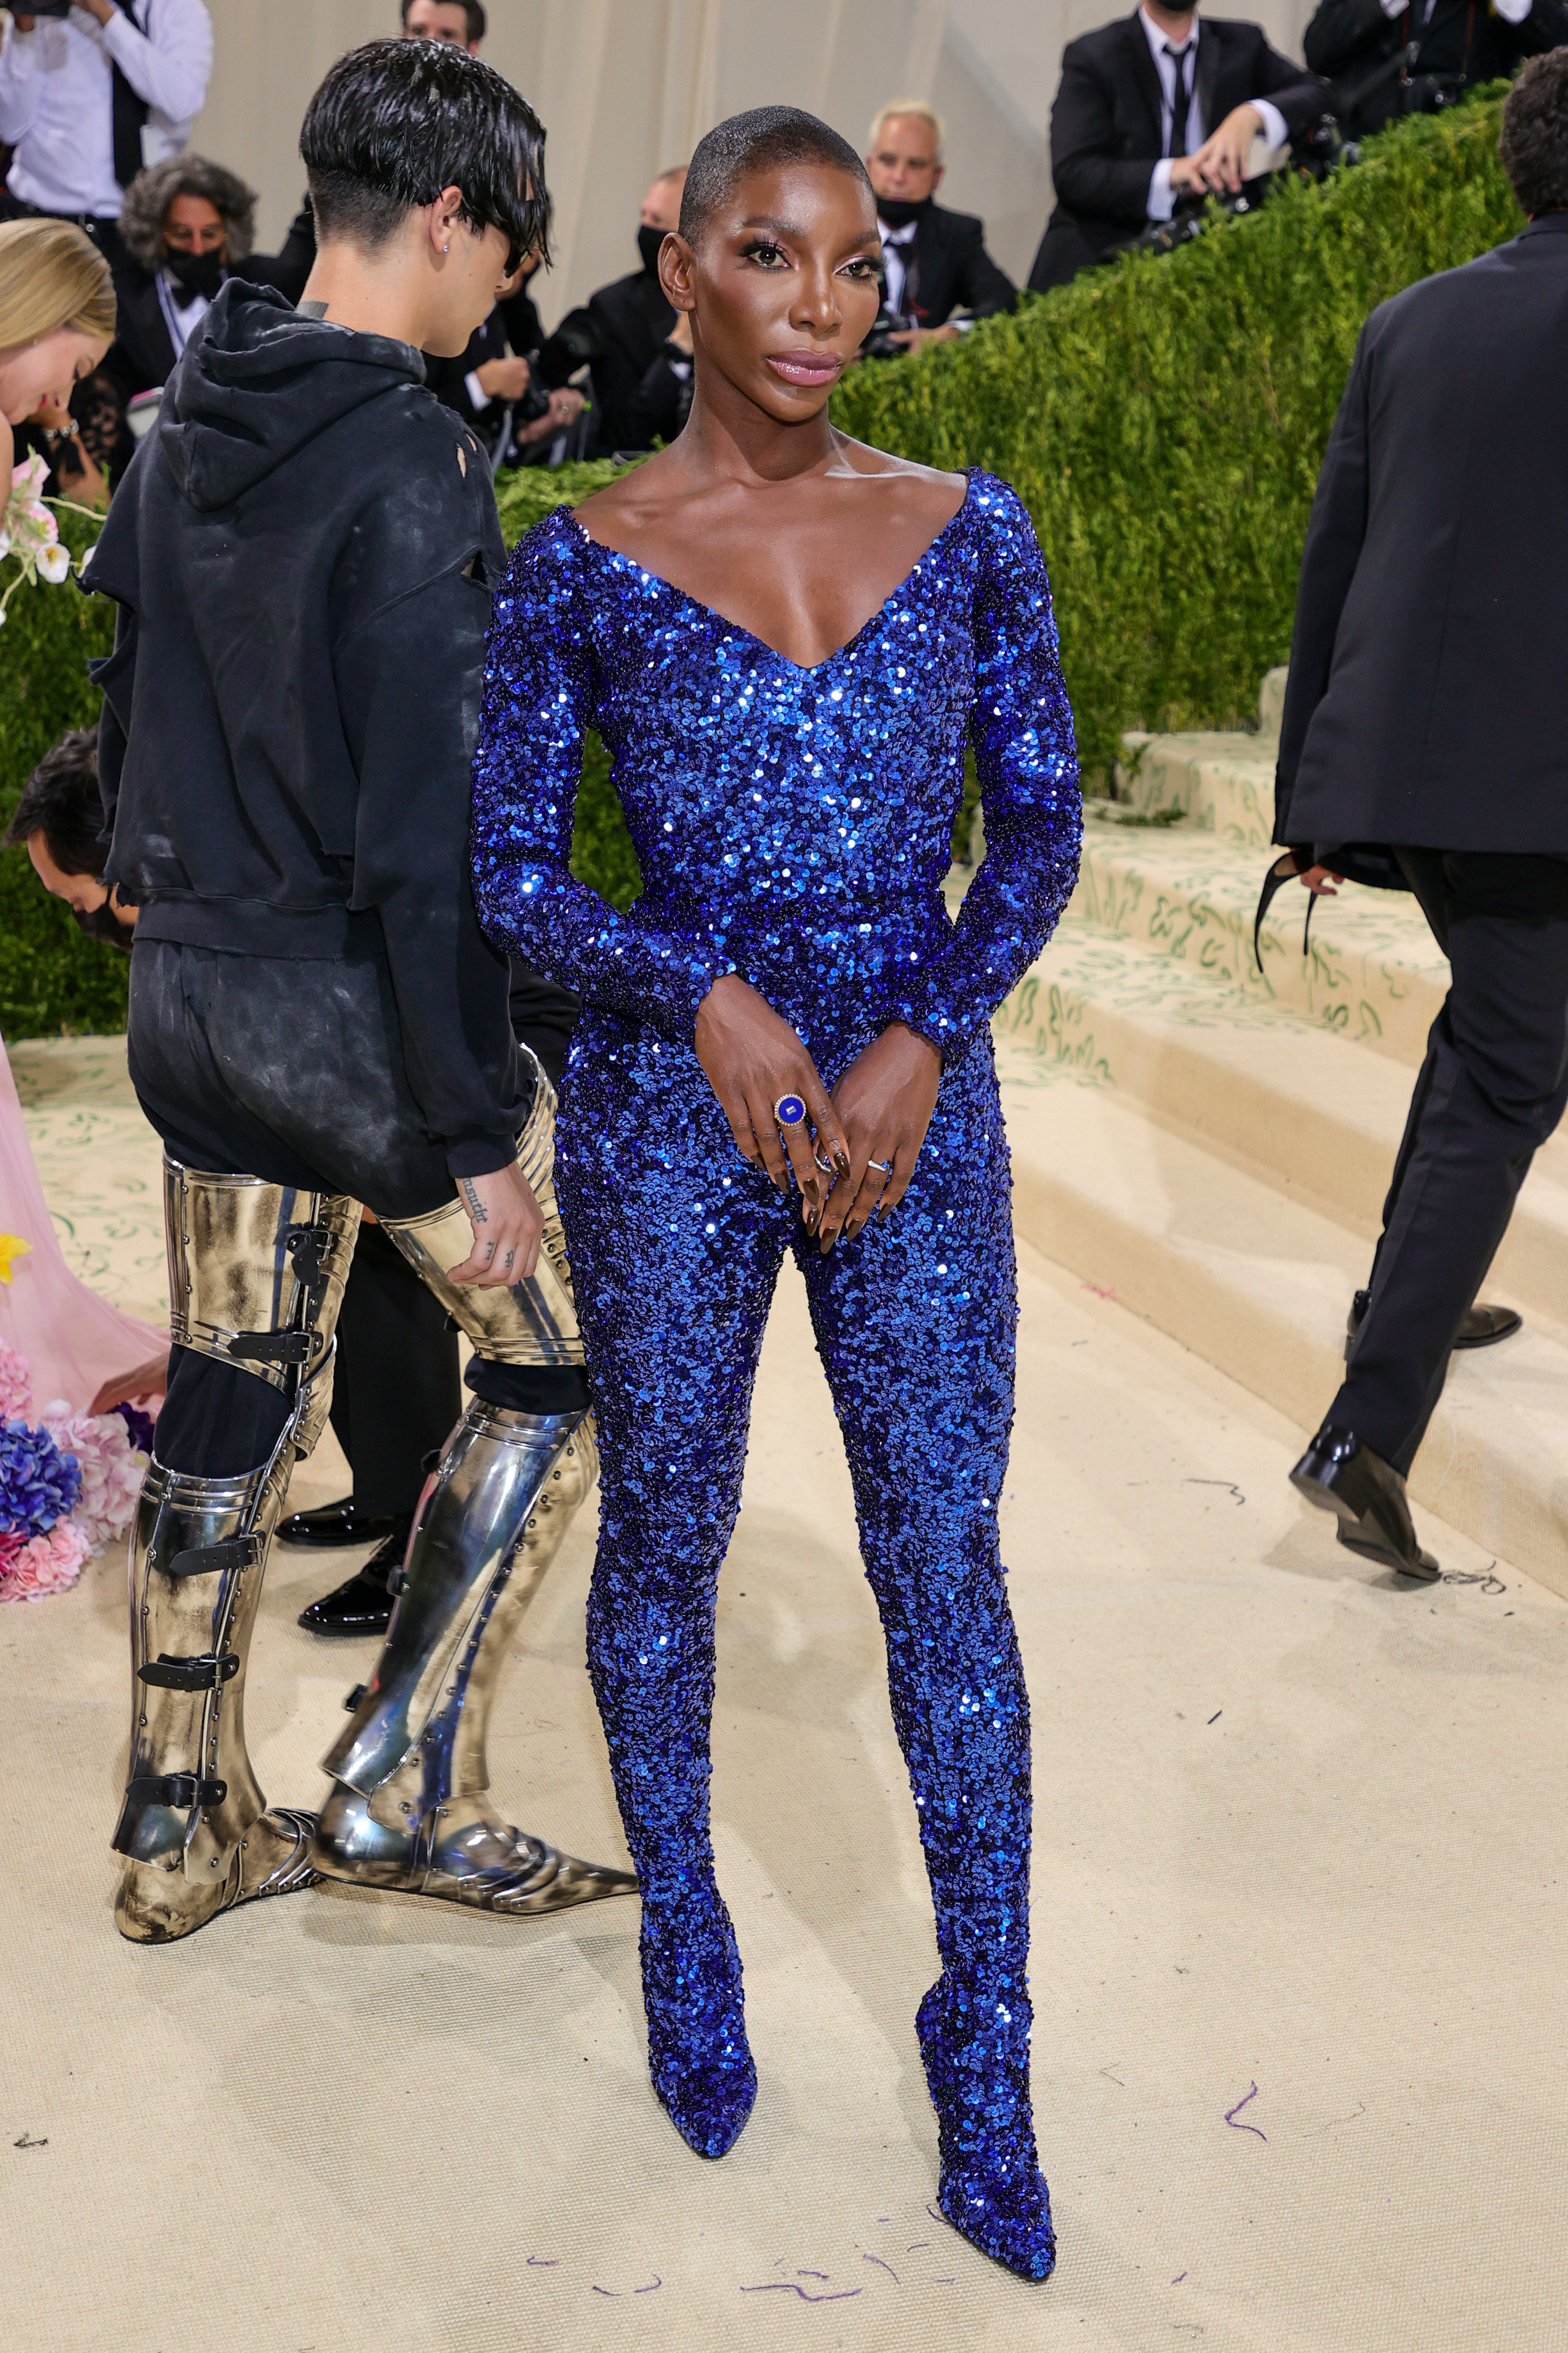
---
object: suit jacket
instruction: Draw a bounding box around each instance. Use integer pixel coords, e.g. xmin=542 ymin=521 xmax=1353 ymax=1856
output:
xmin=891 ymin=201 xmax=1016 ymax=327
xmin=1276 ymin=215 xmax=1568 ymax=859
xmin=545 ymin=267 xmax=686 ymax=456
xmin=1030 ymin=12 xmax=1330 ymax=290
xmin=1304 ymin=0 xmax=1568 ymax=137
xmin=104 ymin=255 xmax=304 ymax=407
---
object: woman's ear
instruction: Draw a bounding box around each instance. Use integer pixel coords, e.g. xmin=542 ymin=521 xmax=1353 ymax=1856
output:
xmin=658 ymin=231 xmax=698 ymax=315
xmin=431 ymin=183 xmax=465 ymax=258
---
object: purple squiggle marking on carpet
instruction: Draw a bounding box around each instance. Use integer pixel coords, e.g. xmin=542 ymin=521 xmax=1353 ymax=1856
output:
xmin=1225 ymin=2082 xmax=1267 ymax=2141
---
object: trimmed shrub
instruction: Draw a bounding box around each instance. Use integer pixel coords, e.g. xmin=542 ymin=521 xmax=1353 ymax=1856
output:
xmin=831 ymin=92 xmax=1518 ymax=784
xmin=0 ymin=96 xmax=1518 ymax=1030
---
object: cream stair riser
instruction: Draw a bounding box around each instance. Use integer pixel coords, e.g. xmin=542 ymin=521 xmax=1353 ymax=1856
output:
xmin=1000 ymin=1064 xmax=1568 ymax=1600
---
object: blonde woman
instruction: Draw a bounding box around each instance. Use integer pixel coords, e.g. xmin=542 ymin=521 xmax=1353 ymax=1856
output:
xmin=0 ymin=216 xmax=116 ymax=484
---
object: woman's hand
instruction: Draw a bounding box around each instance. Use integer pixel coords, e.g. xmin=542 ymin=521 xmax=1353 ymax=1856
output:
xmin=90 ymin=1350 xmax=170 ymax=1417
xmin=448 ymin=1162 xmax=544 ymax=1287
xmin=814 ymin=1022 xmax=941 ymax=1253
xmin=694 ymin=973 xmax=848 ymax=1206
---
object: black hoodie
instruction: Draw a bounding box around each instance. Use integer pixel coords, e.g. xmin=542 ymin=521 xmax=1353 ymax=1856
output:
xmin=84 ymin=280 xmax=522 ymax=1178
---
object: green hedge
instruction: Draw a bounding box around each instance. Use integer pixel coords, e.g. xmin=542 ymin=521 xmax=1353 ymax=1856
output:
xmin=0 ymin=98 xmax=1518 ymax=1032
xmin=832 ymin=91 xmax=1518 ymax=784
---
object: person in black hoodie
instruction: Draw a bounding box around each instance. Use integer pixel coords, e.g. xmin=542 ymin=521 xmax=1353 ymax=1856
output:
xmin=83 ymin=36 xmax=635 ymax=1945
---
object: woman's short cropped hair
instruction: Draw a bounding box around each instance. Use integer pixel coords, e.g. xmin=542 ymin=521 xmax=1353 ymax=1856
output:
xmin=118 ymin=155 xmax=258 ymax=274
xmin=3 ymin=731 xmax=105 ymax=879
xmin=679 ymin=105 xmax=872 ymax=245
xmin=300 ymin=37 xmax=549 ymax=267
xmin=1499 ymin=48 xmax=1568 ymax=219
xmin=0 ymin=217 xmax=116 ymax=355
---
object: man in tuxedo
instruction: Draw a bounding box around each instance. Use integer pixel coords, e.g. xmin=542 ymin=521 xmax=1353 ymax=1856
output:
xmin=543 ymin=166 xmax=691 ymax=455
xmin=1275 ymin=52 xmax=1568 ymax=1581
xmin=862 ymin=99 xmax=1014 ymax=351
xmin=1304 ymin=0 xmax=1568 ymax=139
xmin=1029 ymin=2 xmax=1330 ymax=290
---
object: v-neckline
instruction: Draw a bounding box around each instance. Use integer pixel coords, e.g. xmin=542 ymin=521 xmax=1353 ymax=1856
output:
xmin=569 ymin=470 xmax=976 ymax=678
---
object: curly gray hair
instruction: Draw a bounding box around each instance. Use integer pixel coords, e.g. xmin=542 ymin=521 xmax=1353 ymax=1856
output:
xmin=118 ymin=155 xmax=258 ymax=274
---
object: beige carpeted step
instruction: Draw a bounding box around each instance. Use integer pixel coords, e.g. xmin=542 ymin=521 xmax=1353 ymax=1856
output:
xmin=998 ymin=1050 xmax=1568 ymax=1597
xmin=1113 ymin=666 xmax=1287 ymax=846
xmin=999 ymin=921 xmax=1568 ymax=1325
xmin=1067 ymin=807 xmax=1449 ymax=1066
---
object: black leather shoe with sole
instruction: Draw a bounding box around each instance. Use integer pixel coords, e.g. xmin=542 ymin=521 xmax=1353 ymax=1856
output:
xmin=1345 ymin=1291 xmax=1522 ymax=1364
xmin=297 ymin=1522 xmax=410 ymax=1637
xmin=278 ymin=1496 xmax=399 ymax=1550
xmin=1289 ymin=1423 xmax=1441 ymax=1581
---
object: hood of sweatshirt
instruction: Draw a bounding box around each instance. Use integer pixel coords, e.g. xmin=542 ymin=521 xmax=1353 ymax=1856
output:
xmin=157 ymin=279 xmax=427 ymax=513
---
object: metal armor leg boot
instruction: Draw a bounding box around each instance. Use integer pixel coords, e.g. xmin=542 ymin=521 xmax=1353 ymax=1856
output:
xmin=313 ymin=1406 xmax=635 ymax=1911
xmin=112 ymin=1164 xmax=360 ymax=1943
xmin=314 ymin=1058 xmax=635 ymax=1914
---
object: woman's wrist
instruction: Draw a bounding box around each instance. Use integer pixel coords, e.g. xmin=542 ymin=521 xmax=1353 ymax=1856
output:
xmin=884 ymin=1019 xmax=943 ymax=1074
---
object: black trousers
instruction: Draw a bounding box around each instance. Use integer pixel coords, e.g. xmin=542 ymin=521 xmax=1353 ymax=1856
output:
xmin=327 ymin=1222 xmax=460 ymax=1518
xmin=1332 ymin=849 xmax=1568 ymax=1472
xmin=128 ymin=942 xmax=585 ymax=1480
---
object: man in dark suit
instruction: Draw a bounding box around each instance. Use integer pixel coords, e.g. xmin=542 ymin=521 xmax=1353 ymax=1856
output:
xmin=1304 ymin=0 xmax=1568 ymax=140
xmin=1273 ymin=52 xmax=1568 ymax=1580
xmin=862 ymin=100 xmax=1014 ymax=351
xmin=541 ymin=165 xmax=691 ymax=455
xmin=1030 ymin=2 xmax=1330 ymax=290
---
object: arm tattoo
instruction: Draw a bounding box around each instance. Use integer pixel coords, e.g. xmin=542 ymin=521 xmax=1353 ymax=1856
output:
xmin=460 ymin=1179 xmax=488 ymax=1223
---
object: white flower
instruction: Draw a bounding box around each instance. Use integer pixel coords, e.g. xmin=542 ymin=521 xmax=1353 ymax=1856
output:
xmin=79 ymin=543 xmax=98 ymax=568
xmin=35 ymin=544 xmax=70 ymax=584
xmin=0 ymin=529 xmax=10 ymax=559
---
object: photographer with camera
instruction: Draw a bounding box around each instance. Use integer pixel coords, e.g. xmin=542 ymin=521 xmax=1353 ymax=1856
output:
xmin=1304 ymin=0 xmax=1568 ymax=138
xmin=1030 ymin=2 xmax=1329 ymax=290
xmin=861 ymin=100 xmax=1014 ymax=358
xmin=0 ymin=2 xmax=212 ymax=271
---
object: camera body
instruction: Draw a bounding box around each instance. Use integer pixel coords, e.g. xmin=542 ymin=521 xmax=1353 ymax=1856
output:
xmin=862 ymin=310 xmax=917 ymax=364
xmin=23 ymin=3 xmax=79 ymax=18
xmin=1396 ymin=70 xmax=1467 ymax=114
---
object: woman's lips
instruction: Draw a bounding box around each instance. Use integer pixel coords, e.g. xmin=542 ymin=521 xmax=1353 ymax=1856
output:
xmin=764 ymin=351 xmax=843 ymax=387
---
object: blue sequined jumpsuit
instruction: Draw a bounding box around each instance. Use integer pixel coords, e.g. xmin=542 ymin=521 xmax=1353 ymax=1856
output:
xmin=472 ymin=470 xmax=1081 ymax=2278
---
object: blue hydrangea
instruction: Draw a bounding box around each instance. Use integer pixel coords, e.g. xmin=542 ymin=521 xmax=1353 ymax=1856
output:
xmin=0 ymin=1418 xmax=82 ymax=1538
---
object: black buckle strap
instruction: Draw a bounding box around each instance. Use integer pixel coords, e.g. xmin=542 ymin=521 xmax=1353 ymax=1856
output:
xmin=168 ymin=1536 xmax=260 ymax=1580
xmin=138 ymin=1651 xmax=240 ymax=1692
xmin=228 ymin=1329 xmax=313 ymax=1365
xmin=124 ymin=1772 xmax=228 ymax=1810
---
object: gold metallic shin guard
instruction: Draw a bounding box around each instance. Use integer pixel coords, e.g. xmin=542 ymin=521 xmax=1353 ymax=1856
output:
xmin=314 ymin=1066 xmax=635 ymax=1915
xmin=112 ymin=1164 xmax=359 ymax=1942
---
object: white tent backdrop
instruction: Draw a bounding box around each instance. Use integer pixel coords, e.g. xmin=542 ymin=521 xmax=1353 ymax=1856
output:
xmin=194 ymin=0 xmax=1317 ymax=322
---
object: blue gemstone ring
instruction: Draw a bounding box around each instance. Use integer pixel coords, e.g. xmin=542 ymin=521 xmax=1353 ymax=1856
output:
xmin=774 ymin=1094 xmax=807 ymax=1128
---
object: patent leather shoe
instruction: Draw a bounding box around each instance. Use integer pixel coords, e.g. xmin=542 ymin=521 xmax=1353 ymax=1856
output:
xmin=278 ymin=1495 xmax=398 ymax=1550
xmin=1290 ymin=1423 xmax=1440 ymax=1580
xmin=1345 ymin=1290 xmax=1521 ymax=1364
xmin=296 ymin=1520 xmax=410 ymax=1637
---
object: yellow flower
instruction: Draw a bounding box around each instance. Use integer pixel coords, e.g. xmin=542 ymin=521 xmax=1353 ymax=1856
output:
xmin=0 ymin=1233 xmax=33 ymax=1285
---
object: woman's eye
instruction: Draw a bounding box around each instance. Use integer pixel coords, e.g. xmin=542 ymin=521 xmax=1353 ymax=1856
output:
xmin=742 ymin=240 xmax=787 ymax=268
xmin=842 ymin=259 xmax=878 ymax=280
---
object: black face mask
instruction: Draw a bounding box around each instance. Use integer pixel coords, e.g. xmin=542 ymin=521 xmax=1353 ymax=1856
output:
xmin=874 ymin=194 xmax=934 ymax=230
xmin=164 ymin=246 xmax=225 ymax=300
xmin=71 ymin=899 xmax=134 ymax=952
xmin=637 ymin=222 xmax=668 ymax=277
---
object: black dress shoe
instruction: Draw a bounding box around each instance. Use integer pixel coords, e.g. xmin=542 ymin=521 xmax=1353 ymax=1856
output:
xmin=278 ymin=1496 xmax=399 ymax=1550
xmin=1345 ymin=1290 xmax=1521 ymax=1364
xmin=297 ymin=1522 xmax=411 ymax=1637
xmin=1290 ymin=1424 xmax=1440 ymax=1580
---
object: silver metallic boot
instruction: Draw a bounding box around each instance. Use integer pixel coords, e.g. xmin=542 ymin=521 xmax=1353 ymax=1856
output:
xmin=313 ymin=1061 xmax=635 ymax=1915
xmin=113 ymin=1166 xmax=359 ymax=1943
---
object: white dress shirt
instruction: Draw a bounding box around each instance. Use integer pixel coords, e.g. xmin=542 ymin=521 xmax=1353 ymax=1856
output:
xmin=877 ymin=215 xmax=919 ymax=319
xmin=0 ymin=0 xmax=213 ymax=221
xmin=1380 ymin=0 xmax=1530 ymax=17
xmin=1140 ymin=7 xmax=1289 ymax=224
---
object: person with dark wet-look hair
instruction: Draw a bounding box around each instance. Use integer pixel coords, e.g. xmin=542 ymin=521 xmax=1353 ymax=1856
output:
xmin=474 ymin=104 xmax=1081 ymax=2280
xmin=83 ymin=35 xmax=634 ymax=1947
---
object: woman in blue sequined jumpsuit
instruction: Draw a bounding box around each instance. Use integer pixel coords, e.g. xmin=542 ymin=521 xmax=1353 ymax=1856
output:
xmin=472 ymin=108 xmax=1081 ymax=2281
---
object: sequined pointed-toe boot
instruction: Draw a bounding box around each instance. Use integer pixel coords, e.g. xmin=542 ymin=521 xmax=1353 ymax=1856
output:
xmin=916 ymin=1974 xmax=1056 ymax=2280
xmin=641 ymin=1885 xmax=756 ymax=2158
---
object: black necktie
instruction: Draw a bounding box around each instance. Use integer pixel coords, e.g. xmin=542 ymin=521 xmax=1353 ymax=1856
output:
xmin=111 ymin=0 xmax=152 ymax=190
xmin=1165 ymin=41 xmax=1193 ymax=160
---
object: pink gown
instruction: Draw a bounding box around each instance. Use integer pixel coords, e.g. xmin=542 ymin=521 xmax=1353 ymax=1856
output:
xmin=0 ymin=1032 xmax=165 ymax=1414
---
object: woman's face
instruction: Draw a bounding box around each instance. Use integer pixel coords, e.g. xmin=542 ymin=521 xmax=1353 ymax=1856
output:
xmin=664 ymin=161 xmax=883 ymax=423
xmin=164 ymin=192 xmax=227 ymax=261
xmin=0 ymin=326 xmax=109 ymax=427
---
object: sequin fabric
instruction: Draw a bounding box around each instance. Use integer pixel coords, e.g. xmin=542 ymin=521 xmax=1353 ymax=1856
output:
xmin=472 ymin=470 xmax=1080 ymax=2276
